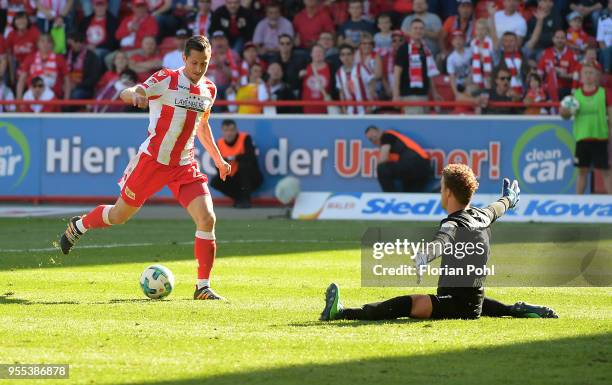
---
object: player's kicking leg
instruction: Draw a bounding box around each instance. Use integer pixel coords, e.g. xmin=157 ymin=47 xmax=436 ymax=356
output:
xmin=182 ymin=190 xmax=224 ymax=300
xmin=60 ymin=197 xmax=140 ymax=254
xmin=482 ymin=297 xmax=558 ymax=318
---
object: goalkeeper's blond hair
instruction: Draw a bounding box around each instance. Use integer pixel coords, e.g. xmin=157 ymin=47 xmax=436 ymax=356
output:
xmin=442 ymin=164 xmax=479 ymax=205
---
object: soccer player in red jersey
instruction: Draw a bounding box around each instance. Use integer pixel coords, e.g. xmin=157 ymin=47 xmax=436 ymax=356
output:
xmin=59 ymin=35 xmax=231 ymax=301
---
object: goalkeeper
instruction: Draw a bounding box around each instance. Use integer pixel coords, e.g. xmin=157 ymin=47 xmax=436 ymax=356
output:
xmin=320 ymin=164 xmax=558 ymax=321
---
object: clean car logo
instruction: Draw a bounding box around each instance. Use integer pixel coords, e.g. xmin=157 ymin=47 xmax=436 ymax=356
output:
xmin=512 ymin=124 xmax=576 ymax=193
xmin=0 ymin=121 xmax=30 ymax=188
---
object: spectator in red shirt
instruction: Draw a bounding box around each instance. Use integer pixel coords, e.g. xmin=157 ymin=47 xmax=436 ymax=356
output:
xmin=17 ymin=34 xmax=70 ymax=100
xmin=300 ymin=43 xmax=332 ymax=114
xmin=96 ymin=50 xmax=129 ymax=92
xmin=293 ymin=0 xmax=334 ymax=49
xmin=21 ymin=76 xmax=60 ymax=112
xmin=129 ymin=35 xmax=163 ymax=83
xmin=566 ymin=11 xmax=589 ymax=57
xmin=572 ymin=46 xmax=602 ymax=88
xmin=2 ymin=0 xmax=34 ymax=38
xmin=115 ymin=0 xmax=159 ymax=52
xmin=538 ymin=29 xmax=579 ymax=100
xmin=6 ymin=11 xmax=40 ymax=77
xmin=78 ymin=0 xmax=119 ymax=61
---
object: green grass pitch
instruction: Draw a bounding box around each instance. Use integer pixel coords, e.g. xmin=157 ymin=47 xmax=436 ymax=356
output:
xmin=0 ymin=217 xmax=610 ymax=385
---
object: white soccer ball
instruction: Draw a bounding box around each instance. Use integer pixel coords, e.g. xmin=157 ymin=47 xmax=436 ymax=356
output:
xmin=140 ymin=265 xmax=175 ymax=299
xmin=560 ymin=95 xmax=580 ymax=115
xmin=275 ymin=176 xmax=301 ymax=205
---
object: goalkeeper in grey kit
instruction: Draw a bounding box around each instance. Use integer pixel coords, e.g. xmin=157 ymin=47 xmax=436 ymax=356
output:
xmin=320 ymin=164 xmax=558 ymax=321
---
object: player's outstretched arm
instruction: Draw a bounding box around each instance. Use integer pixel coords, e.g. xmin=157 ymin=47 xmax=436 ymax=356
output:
xmin=119 ymin=86 xmax=148 ymax=109
xmin=196 ymin=116 xmax=231 ymax=181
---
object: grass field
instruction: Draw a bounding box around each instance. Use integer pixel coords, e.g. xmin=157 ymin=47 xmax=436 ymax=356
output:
xmin=0 ymin=217 xmax=611 ymax=385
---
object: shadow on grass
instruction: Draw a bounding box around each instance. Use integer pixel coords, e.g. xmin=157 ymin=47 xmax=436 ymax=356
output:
xmin=0 ymin=295 xmax=79 ymax=305
xmin=121 ymin=333 xmax=610 ymax=385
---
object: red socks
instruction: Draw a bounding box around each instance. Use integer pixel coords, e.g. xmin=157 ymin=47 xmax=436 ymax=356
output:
xmin=195 ymin=231 xmax=216 ymax=280
xmin=82 ymin=205 xmax=113 ymax=229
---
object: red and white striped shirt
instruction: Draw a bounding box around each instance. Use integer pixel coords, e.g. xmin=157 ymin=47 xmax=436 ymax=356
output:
xmin=335 ymin=63 xmax=372 ymax=115
xmin=138 ymin=68 xmax=217 ymax=167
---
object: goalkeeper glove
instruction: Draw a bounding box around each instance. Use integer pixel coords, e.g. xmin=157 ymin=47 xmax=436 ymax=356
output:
xmin=502 ymin=178 xmax=520 ymax=208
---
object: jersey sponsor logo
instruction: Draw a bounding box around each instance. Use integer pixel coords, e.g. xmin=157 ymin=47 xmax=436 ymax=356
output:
xmin=0 ymin=121 xmax=30 ymax=189
xmin=174 ymin=94 xmax=213 ymax=112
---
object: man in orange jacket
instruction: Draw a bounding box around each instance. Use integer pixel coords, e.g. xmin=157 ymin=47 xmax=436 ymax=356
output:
xmin=365 ymin=125 xmax=433 ymax=192
xmin=211 ymin=119 xmax=263 ymax=208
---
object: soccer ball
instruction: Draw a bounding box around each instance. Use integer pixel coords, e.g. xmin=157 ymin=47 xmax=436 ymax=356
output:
xmin=275 ymin=176 xmax=300 ymax=205
xmin=140 ymin=265 xmax=175 ymax=299
xmin=560 ymin=95 xmax=580 ymax=116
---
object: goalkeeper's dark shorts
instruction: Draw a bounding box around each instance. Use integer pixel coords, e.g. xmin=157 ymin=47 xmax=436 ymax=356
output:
xmin=429 ymin=287 xmax=484 ymax=320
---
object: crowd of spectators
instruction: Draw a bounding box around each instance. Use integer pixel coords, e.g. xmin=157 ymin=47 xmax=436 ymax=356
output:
xmin=0 ymin=0 xmax=610 ymax=114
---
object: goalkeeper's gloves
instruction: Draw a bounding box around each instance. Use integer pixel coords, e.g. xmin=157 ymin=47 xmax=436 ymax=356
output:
xmin=414 ymin=252 xmax=429 ymax=284
xmin=502 ymin=178 xmax=520 ymax=209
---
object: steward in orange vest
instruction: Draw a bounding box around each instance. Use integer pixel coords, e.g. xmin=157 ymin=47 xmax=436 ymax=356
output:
xmin=365 ymin=125 xmax=433 ymax=192
xmin=210 ymin=119 xmax=263 ymax=208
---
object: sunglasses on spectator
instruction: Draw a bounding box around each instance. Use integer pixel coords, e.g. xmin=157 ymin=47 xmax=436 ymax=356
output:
xmin=497 ymin=76 xmax=510 ymax=81
xmin=279 ymin=40 xmax=292 ymax=46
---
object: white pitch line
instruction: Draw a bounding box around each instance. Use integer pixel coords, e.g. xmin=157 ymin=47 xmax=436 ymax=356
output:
xmin=0 ymin=239 xmax=355 ymax=253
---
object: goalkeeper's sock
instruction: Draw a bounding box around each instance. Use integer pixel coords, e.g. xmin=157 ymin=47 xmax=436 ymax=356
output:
xmin=481 ymin=297 xmax=515 ymax=317
xmin=195 ymin=231 xmax=216 ymax=288
xmin=81 ymin=205 xmax=113 ymax=230
xmin=341 ymin=295 xmax=413 ymax=320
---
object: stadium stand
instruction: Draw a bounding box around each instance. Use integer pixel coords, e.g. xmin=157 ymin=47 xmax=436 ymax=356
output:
xmin=0 ymin=0 xmax=610 ymax=114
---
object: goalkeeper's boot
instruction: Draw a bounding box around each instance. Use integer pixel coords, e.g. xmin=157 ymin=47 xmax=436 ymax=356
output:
xmin=193 ymin=285 xmax=225 ymax=300
xmin=320 ymin=283 xmax=344 ymax=321
xmin=511 ymin=302 xmax=559 ymax=318
xmin=60 ymin=216 xmax=84 ymax=255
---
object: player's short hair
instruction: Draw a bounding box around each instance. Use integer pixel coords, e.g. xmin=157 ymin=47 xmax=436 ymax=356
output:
xmin=222 ymin=119 xmax=237 ymax=128
xmin=184 ymin=35 xmax=211 ymax=57
xmin=442 ymin=164 xmax=479 ymax=205
xmin=502 ymin=31 xmax=518 ymax=39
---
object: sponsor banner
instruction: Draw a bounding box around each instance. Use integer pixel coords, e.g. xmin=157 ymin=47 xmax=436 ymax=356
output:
xmin=0 ymin=115 xmax=578 ymax=199
xmin=292 ymin=192 xmax=612 ymax=223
